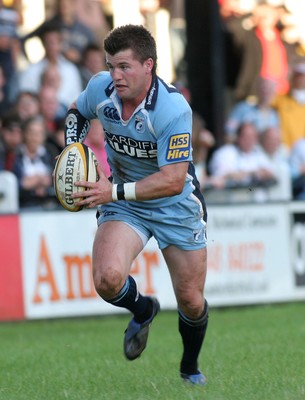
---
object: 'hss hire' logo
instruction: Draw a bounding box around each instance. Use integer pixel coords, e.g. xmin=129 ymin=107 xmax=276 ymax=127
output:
xmin=166 ymin=133 xmax=190 ymax=162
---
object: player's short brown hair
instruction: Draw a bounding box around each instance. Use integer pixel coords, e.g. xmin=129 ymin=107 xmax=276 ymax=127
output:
xmin=104 ymin=24 xmax=157 ymax=75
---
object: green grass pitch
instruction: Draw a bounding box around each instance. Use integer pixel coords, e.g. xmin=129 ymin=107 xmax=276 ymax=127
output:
xmin=0 ymin=301 xmax=304 ymax=400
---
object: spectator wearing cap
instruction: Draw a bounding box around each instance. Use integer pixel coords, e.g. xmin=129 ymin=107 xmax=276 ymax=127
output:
xmin=272 ymin=62 xmax=305 ymax=149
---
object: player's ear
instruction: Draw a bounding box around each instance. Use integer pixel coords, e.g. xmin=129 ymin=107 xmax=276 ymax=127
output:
xmin=144 ymin=58 xmax=153 ymax=73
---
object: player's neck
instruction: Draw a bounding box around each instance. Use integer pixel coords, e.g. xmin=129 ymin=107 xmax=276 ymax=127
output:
xmin=122 ymin=90 xmax=149 ymax=120
xmin=122 ymin=102 xmax=139 ymax=120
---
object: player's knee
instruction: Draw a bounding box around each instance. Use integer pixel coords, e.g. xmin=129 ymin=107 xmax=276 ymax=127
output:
xmin=93 ymin=266 xmax=124 ymax=299
xmin=178 ymin=292 xmax=205 ymax=319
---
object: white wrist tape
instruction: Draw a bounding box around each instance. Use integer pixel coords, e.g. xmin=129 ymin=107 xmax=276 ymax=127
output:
xmin=124 ymin=182 xmax=136 ymax=200
xmin=112 ymin=184 xmax=118 ymax=201
xmin=112 ymin=182 xmax=136 ymax=201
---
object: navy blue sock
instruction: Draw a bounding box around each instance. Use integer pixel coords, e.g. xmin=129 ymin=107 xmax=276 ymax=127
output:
xmin=104 ymin=275 xmax=152 ymax=323
xmin=178 ymin=299 xmax=209 ymax=375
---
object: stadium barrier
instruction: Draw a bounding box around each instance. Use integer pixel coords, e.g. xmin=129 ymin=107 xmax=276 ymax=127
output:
xmin=1 ymin=202 xmax=305 ymax=321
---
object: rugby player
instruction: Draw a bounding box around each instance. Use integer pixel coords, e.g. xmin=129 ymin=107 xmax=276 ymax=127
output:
xmin=65 ymin=24 xmax=209 ymax=386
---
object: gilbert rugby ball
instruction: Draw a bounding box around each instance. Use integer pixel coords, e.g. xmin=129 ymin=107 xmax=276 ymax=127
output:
xmin=54 ymin=142 xmax=98 ymax=212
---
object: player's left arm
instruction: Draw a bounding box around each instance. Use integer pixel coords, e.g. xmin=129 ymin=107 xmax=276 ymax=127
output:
xmin=131 ymin=161 xmax=189 ymax=200
xmin=72 ymin=160 xmax=188 ymax=208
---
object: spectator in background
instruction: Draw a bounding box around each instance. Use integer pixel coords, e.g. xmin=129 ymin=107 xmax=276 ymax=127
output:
xmin=224 ymin=1 xmax=291 ymax=102
xmin=159 ymin=0 xmax=187 ymax=82
xmin=289 ymin=134 xmax=305 ymax=200
xmin=208 ymin=122 xmax=276 ymax=189
xmin=40 ymin=63 xmax=61 ymax=91
xmin=260 ymin=126 xmax=289 ymax=168
xmin=38 ymin=85 xmax=66 ymax=137
xmin=0 ymin=2 xmax=20 ymax=110
xmin=12 ymin=115 xmax=56 ymax=208
xmin=0 ymin=65 xmax=11 ymax=118
xmin=191 ymin=113 xmax=216 ymax=188
xmin=219 ymin=0 xmax=254 ymax=109
xmin=13 ymin=91 xmax=40 ymax=121
xmin=18 ymin=22 xmax=83 ymax=108
xmin=46 ymin=117 xmax=65 ymax=161
xmin=84 ymin=119 xmax=111 ymax=178
xmin=38 ymin=83 xmax=67 ymax=160
xmin=259 ymin=126 xmax=291 ymax=200
xmin=279 ymin=9 xmax=305 ymax=65
xmin=79 ymin=43 xmax=106 ymax=89
xmin=75 ymin=0 xmax=111 ymax=44
xmin=40 ymin=64 xmax=67 ymax=119
xmin=281 ymin=0 xmax=305 ymax=63
xmin=272 ymin=62 xmax=305 ymax=150
xmin=225 ymin=76 xmax=279 ymax=142
xmin=0 ymin=113 xmax=22 ymax=171
xmin=22 ymin=0 xmax=98 ymax=65
xmin=174 ymin=80 xmax=215 ymax=187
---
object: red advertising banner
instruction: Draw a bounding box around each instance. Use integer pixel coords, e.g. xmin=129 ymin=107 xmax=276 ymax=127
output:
xmin=0 ymin=215 xmax=24 ymax=321
xmin=1 ymin=202 xmax=305 ymax=322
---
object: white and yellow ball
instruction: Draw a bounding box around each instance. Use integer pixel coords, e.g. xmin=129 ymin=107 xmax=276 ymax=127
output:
xmin=53 ymin=142 xmax=98 ymax=212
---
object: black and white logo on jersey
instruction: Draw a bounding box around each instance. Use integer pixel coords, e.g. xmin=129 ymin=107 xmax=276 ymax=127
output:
xmin=135 ymin=115 xmax=145 ymax=134
xmin=103 ymin=106 xmax=120 ymax=121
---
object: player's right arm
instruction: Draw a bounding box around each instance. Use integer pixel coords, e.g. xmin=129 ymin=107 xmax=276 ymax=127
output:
xmin=64 ymin=104 xmax=91 ymax=146
xmin=64 ymin=102 xmax=114 ymax=207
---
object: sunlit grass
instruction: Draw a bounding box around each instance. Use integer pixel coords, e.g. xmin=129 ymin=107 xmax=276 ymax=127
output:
xmin=0 ymin=302 xmax=304 ymax=400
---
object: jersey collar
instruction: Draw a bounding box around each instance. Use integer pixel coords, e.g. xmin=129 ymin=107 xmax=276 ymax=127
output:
xmin=144 ymin=75 xmax=159 ymax=111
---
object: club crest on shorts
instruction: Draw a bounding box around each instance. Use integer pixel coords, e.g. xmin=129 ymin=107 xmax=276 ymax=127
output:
xmin=193 ymin=228 xmax=204 ymax=242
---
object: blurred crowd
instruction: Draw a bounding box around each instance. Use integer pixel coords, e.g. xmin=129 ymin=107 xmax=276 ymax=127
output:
xmin=0 ymin=0 xmax=111 ymax=209
xmin=204 ymin=0 xmax=305 ymax=202
xmin=1 ymin=0 xmax=305 ymax=209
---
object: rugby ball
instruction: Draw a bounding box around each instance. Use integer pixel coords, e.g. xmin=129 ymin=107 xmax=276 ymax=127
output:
xmin=53 ymin=142 xmax=98 ymax=212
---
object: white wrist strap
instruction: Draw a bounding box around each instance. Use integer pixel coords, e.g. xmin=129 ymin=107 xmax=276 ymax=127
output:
xmin=124 ymin=182 xmax=136 ymax=200
xmin=112 ymin=182 xmax=136 ymax=201
xmin=112 ymin=184 xmax=118 ymax=201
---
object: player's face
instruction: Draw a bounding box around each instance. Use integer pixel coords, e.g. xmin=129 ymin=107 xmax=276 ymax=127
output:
xmin=106 ymin=49 xmax=153 ymax=104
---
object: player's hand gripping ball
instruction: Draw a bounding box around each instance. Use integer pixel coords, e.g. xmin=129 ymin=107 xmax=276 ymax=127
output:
xmin=53 ymin=142 xmax=98 ymax=212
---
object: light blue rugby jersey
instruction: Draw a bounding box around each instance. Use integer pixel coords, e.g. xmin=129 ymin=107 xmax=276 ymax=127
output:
xmin=76 ymin=71 xmax=203 ymax=208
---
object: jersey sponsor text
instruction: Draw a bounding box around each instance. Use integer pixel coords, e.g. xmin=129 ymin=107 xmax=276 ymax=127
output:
xmin=105 ymin=130 xmax=157 ymax=159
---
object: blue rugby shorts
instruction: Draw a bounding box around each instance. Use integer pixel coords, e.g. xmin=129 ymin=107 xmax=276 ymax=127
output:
xmin=97 ymin=194 xmax=207 ymax=250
